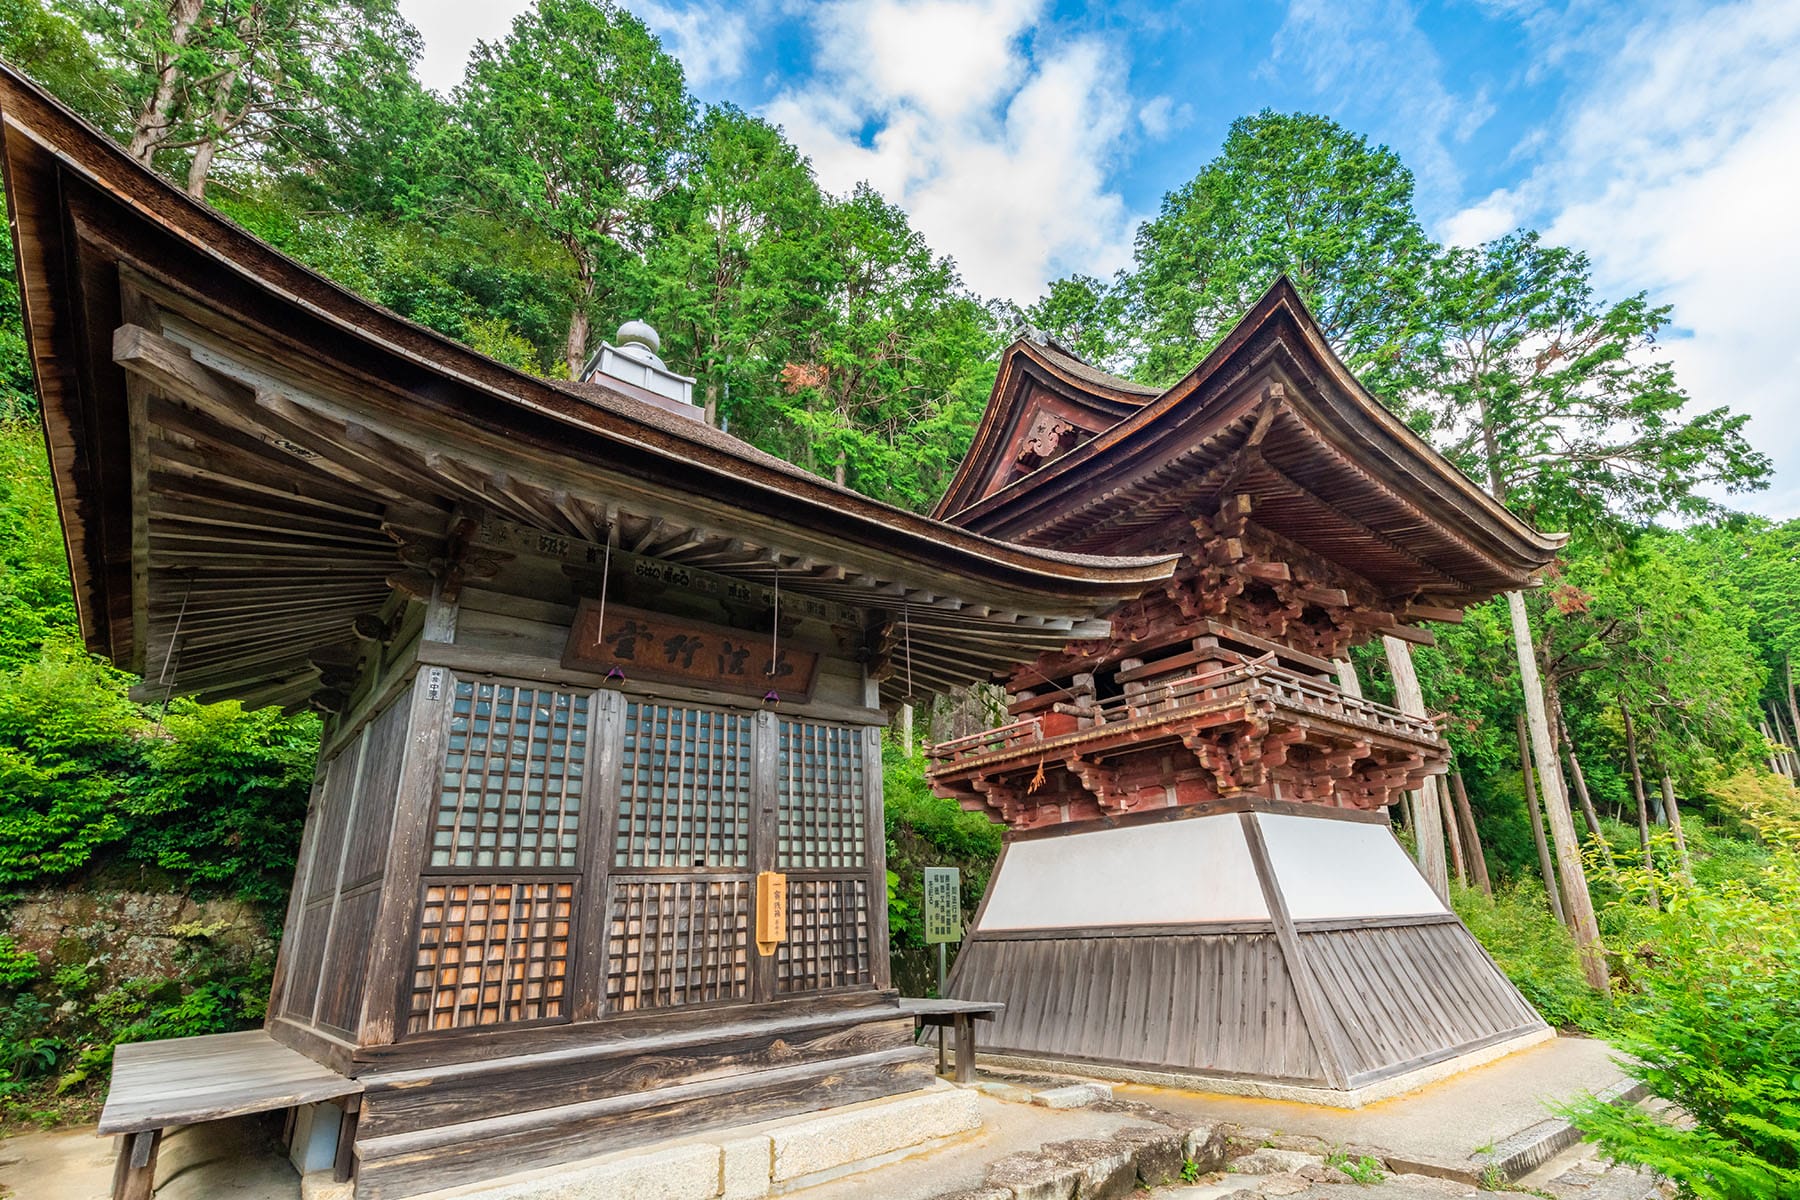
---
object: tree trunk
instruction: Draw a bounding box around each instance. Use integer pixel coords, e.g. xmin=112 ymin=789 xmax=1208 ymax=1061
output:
xmin=1769 ymin=700 xmax=1799 ymax=778
xmin=1620 ymin=700 xmax=1658 ymax=910
xmin=1517 ymin=710 xmax=1566 ymax=928
xmin=184 ymin=52 xmax=244 ymax=201
xmin=1333 ymin=657 xmax=1362 ymax=699
xmin=1787 ymin=655 xmax=1800 ymax=776
xmin=1384 ymin=636 xmax=1448 ymax=900
xmin=1761 ymin=719 xmax=1784 ymax=777
xmin=565 ymin=269 xmax=594 ymax=379
xmin=1450 ymin=771 xmax=1491 ymax=895
xmin=1508 ymin=591 xmax=1607 ymax=991
xmin=1439 ymin=779 xmax=1467 ymax=888
xmin=127 ymin=0 xmax=207 ymax=167
xmin=1565 ymin=746 xmax=1609 ymax=855
xmin=1660 ymin=774 xmax=1692 ymax=881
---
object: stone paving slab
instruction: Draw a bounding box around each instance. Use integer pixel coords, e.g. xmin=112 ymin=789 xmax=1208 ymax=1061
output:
xmin=1111 ymin=1034 xmax=1631 ymax=1181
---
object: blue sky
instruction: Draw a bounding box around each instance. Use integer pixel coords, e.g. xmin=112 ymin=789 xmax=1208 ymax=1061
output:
xmin=399 ymin=0 xmax=1800 ymax=517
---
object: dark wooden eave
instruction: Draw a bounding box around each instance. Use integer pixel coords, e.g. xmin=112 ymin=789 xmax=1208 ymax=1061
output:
xmin=937 ymin=278 xmax=1566 ymax=602
xmin=0 ymin=65 xmax=1175 ymax=705
xmin=932 ymin=338 xmax=1155 ymax=519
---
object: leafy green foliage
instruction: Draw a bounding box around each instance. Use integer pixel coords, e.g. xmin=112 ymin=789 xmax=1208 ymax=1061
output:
xmin=1326 ymin=1150 xmax=1386 ymax=1185
xmin=460 ymin=0 xmax=693 ymax=374
xmin=1451 ymin=881 xmax=1610 ymax=1032
xmin=883 ymin=735 xmax=1002 ymax=994
xmin=1564 ymin=821 xmax=1800 ymax=1197
xmin=1124 ymin=111 xmax=1433 ymax=389
xmin=0 ymin=937 xmax=37 ymax=989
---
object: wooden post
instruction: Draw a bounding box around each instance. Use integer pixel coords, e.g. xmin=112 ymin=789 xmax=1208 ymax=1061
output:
xmin=1507 ymin=591 xmax=1607 ymax=992
xmin=1660 ymin=774 xmax=1692 ymax=880
xmin=1517 ymin=711 xmax=1566 ymax=929
xmin=333 ymin=1096 xmax=361 ymax=1183
xmin=1450 ymin=771 xmax=1492 ymax=895
xmin=1333 ymin=657 xmax=1363 ymax=699
xmin=953 ymin=1012 xmax=976 ymax=1084
xmin=112 ymin=1128 xmax=161 ymax=1200
xmin=1383 ymin=637 xmax=1448 ymax=899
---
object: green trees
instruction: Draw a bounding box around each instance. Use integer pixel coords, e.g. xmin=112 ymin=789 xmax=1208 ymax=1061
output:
xmin=1125 ymin=111 xmax=1433 ymax=387
xmin=460 ymin=0 xmax=693 ymax=376
xmin=1402 ymin=230 xmax=1768 ymax=530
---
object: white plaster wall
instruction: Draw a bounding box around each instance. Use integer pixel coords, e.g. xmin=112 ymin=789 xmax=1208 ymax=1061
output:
xmin=1255 ymin=813 xmax=1448 ymax=920
xmin=976 ymin=815 xmax=1269 ymax=930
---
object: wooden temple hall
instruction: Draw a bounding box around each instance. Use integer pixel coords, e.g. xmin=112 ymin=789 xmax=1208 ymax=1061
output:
xmin=928 ymin=281 xmax=1567 ymax=1098
xmin=0 ymin=68 xmax=1176 ymax=1197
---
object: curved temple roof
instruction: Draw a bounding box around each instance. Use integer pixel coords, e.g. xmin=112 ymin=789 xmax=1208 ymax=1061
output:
xmin=937 ymin=278 xmax=1565 ymax=606
xmin=0 ymin=65 xmax=1175 ymax=706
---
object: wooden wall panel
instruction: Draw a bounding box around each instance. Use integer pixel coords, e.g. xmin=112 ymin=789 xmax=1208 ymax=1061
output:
xmin=776 ymin=877 xmax=872 ymax=993
xmin=433 ymin=682 xmax=589 ymax=870
xmin=1301 ymin=921 xmax=1544 ymax=1083
xmin=604 ymin=875 xmax=752 ymax=1011
xmin=950 ymin=930 xmax=1325 ymax=1083
xmin=316 ymin=887 xmax=380 ymax=1035
xmin=340 ymin=696 xmax=408 ymax=889
xmin=280 ymin=907 xmax=331 ymax=1021
xmin=407 ymin=879 xmax=575 ymax=1033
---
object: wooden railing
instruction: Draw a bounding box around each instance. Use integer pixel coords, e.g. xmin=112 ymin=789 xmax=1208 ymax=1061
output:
xmin=928 ymin=657 xmax=1438 ymax=768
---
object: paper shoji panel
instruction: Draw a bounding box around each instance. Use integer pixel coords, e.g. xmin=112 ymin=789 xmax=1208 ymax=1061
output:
xmin=775 ymin=720 xmax=866 ymax=869
xmin=776 ymin=877 xmax=872 ymax=993
xmin=605 ymin=877 xmax=752 ymax=1011
xmin=408 ymin=879 xmax=574 ymax=1033
xmin=433 ymin=682 xmax=589 ymax=870
xmin=615 ymin=702 xmax=752 ymax=868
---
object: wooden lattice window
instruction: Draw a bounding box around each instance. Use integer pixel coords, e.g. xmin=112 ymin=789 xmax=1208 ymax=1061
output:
xmin=615 ymin=702 xmax=752 ymax=868
xmin=433 ymin=681 xmax=589 ymax=870
xmin=408 ymin=879 xmax=573 ymax=1032
xmin=605 ymin=877 xmax=751 ymax=1011
xmin=776 ymin=720 xmax=866 ymax=869
xmin=777 ymin=878 xmax=872 ymax=993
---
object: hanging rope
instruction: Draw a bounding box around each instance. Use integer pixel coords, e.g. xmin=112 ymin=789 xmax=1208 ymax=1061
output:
xmin=594 ymin=530 xmax=624 ymax=681
xmin=903 ymin=601 xmax=914 ymax=701
xmin=764 ymin=565 xmax=781 ymax=704
xmin=153 ymin=574 xmax=195 ymax=729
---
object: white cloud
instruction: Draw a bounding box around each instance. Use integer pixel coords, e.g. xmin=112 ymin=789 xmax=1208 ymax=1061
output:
xmin=1138 ymin=95 xmax=1193 ymax=140
xmin=634 ymin=1 xmax=756 ymax=86
xmin=399 ymin=0 xmax=529 ymax=94
xmin=1445 ymin=0 xmax=1800 ymax=516
xmin=1269 ymin=0 xmax=1490 ymax=209
xmin=765 ymin=0 xmax=1139 ymax=299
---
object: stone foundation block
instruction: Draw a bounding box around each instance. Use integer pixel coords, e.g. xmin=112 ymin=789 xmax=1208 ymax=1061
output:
xmin=1030 ymin=1083 xmax=1113 ymax=1109
xmin=719 ymin=1134 xmax=772 ymax=1200
xmin=428 ymin=1142 xmax=723 ymax=1200
xmin=769 ymin=1086 xmax=981 ymax=1183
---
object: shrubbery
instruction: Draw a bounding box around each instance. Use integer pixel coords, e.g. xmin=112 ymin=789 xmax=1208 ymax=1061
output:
xmin=1451 ymin=880 xmax=1612 ymax=1033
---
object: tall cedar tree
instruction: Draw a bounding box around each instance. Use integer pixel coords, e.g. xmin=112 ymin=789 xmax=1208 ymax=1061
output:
xmin=459 ymin=0 xmax=693 ymax=377
xmin=1125 ymin=111 xmax=1433 ymax=389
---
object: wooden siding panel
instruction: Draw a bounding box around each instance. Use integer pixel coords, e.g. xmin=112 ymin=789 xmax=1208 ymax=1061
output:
xmin=341 ymin=697 xmax=408 ymax=889
xmin=316 ymin=887 xmax=380 ymax=1035
xmin=950 ymin=931 xmax=1325 ymax=1083
xmin=1301 ymin=922 xmax=1543 ymax=1081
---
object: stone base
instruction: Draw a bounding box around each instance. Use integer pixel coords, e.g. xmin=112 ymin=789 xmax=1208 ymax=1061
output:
xmin=404 ymin=1083 xmax=983 ymax=1200
xmin=980 ymin=1026 xmax=1557 ymax=1109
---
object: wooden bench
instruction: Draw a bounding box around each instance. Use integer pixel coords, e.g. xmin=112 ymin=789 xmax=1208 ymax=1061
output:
xmin=896 ymin=999 xmax=1004 ymax=1084
xmin=99 ymin=1029 xmax=361 ymax=1199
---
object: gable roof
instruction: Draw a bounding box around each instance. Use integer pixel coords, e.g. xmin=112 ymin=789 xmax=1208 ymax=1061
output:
xmin=0 ymin=64 xmax=1175 ymax=705
xmin=938 ymin=278 xmax=1565 ymax=604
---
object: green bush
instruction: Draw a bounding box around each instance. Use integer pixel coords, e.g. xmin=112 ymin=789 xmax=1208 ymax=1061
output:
xmin=883 ymin=735 xmax=1002 ymax=994
xmin=1563 ymin=838 xmax=1800 ymax=1198
xmin=1451 ymin=880 xmax=1611 ymax=1033
xmin=0 ymin=937 xmax=37 ymax=988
